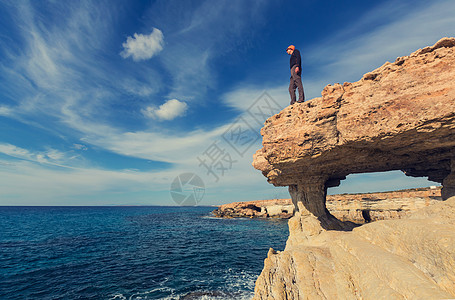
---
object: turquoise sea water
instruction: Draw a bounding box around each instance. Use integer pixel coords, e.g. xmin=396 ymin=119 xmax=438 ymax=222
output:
xmin=0 ymin=206 xmax=289 ymax=299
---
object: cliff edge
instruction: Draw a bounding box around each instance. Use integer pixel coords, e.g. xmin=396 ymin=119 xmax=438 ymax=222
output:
xmin=213 ymin=187 xmax=442 ymax=222
xmin=253 ymin=37 xmax=455 ymax=229
xmin=252 ymin=37 xmax=455 ymax=299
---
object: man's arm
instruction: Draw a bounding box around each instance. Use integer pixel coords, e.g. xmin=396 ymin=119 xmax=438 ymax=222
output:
xmin=296 ymin=50 xmax=302 ymax=74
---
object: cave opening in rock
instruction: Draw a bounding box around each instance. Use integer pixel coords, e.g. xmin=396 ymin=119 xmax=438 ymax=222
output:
xmin=361 ymin=210 xmax=372 ymax=223
xmin=323 ymin=170 xmax=444 ymax=225
xmin=327 ymin=170 xmax=440 ymax=196
xmin=245 ymin=204 xmax=261 ymax=212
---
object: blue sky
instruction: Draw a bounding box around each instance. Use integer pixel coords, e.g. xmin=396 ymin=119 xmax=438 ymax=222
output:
xmin=0 ymin=0 xmax=454 ymax=206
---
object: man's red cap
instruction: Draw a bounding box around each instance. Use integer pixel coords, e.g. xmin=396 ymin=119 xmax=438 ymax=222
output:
xmin=287 ymin=45 xmax=295 ymax=51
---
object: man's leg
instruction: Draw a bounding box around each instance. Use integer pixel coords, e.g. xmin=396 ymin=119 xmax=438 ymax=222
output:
xmin=289 ymin=66 xmax=298 ymax=105
xmin=296 ymin=76 xmax=305 ymax=103
xmin=289 ymin=77 xmax=297 ymax=105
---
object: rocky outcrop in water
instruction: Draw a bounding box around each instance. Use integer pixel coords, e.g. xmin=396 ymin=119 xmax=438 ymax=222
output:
xmin=213 ymin=198 xmax=294 ymax=219
xmin=213 ymin=187 xmax=442 ymax=223
xmin=252 ymin=37 xmax=455 ymax=299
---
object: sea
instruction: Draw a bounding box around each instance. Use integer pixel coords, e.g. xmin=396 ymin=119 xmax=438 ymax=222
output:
xmin=0 ymin=206 xmax=289 ymax=300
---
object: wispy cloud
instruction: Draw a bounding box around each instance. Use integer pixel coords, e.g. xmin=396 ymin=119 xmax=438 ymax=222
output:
xmin=150 ymin=0 xmax=274 ymax=101
xmin=0 ymin=159 xmax=169 ymax=205
xmin=83 ymin=125 xmax=229 ymax=165
xmin=222 ymin=86 xmax=289 ymax=112
xmin=0 ymin=106 xmax=13 ymax=116
xmin=1 ymin=1 xmax=165 ymax=131
xmin=0 ymin=143 xmax=78 ymax=167
xmin=217 ymin=0 xmax=451 ymax=197
xmin=0 ymin=0 xmax=450 ymax=205
xmin=73 ymin=144 xmax=88 ymax=151
xmin=120 ymin=28 xmax=164 ymax=61
xmin=303 ymin=0 xmax=455 ymax=97
xmin=142 ymin=99 xmax=188 ymax=121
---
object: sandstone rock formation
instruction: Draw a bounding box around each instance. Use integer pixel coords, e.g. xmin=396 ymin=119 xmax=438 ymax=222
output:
xmin=253 ymin=196 xmax=455 ymax=299
xmin=213 ymin=198 xmax=294 ymax=219
xmin=327 ymin=187 xmax=441 ymax=223
xmin=252 ymin=38 xmax=455 ymax=299
xmin=253 ymin=37 xmax=455 ymax=229
xmin=213 ymin=187 xmax=442 ymax=223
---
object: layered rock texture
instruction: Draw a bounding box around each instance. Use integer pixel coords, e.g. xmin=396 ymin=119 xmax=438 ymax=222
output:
xmin=213 ymin=187 xmax=442 ymax=223
xmin=327 ymin=187 xmax=441 ymax=223
xmin=254 ymin=197 xmax=455 ymax=299
xmin=213 ymin=198 xmax=294 ymax=219
xmin=253 ymin=37 xmax=455 ymax=229
xmin=252 ymin=38 xmax=455 ymax=299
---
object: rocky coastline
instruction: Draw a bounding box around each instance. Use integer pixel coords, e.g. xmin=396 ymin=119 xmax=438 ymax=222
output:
xmin=213 ymin=198 xmax=294 ymax=219
xmin=213 ymin=187 xmax=442 ymax=223
xmin=251 ymin=38 xmax=455 ymax=299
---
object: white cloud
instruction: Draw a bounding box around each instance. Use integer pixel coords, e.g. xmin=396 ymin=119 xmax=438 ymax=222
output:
xmin=223 ymin=85 xmax=289 ymax=112
xmin=120 ymin=28 xmax=164 ymax=61
xmin=0 ymin=143 xmax=80 ymax=168
xmin=85 ymin=124 xmax=230 ymax=165
xmin=152 ymin=1 xmax=274 ymax=101
xmin=0 ymin=1 xmax=450 ymax=205
xmin=0 ymin=150 xmax=285 ymax=206
xmin=303 ymin=0 xmax=455 ymax=88
xmin=215 ymin=0 xmax=451 ymax=199
xmin=73 ymin=143 xmax=88 ymax=151
xmin=121 ymin=79 xmax=156 ymax=97
xmin=142 ymin=99 xmax=188 ymax=121
xmin=0 ymin=144 xmax=31 ymax=160
xmin=0 ymin=106 xmax=13 ymax=117
xmin=0 ymin=159 xmax=170 ymax=205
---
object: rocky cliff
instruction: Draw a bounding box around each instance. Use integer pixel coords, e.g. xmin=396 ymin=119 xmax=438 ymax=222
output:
xmin=213 ymin=187 xmax=442 ymax=223
xmin=252 ymin=37 xmax=455 ymax=299
xmin=326 ymin=187 xmax=441 ymax=223
xmin=254 ymin=196 xmax=455 ymax=299
xmin=253 ymin=37 xmax=455 ymax=229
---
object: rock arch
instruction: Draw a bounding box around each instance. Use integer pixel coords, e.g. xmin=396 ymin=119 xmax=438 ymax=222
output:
xmin=253 ymin=37 xmax=455 ymax=230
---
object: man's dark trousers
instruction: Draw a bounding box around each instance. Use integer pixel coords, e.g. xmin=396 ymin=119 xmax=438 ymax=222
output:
xmin=289 ymin=65 xmax=305 ymax=104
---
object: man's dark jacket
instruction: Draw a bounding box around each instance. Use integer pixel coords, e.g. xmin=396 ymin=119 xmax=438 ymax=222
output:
xmin=289 ymin=49 xmax=302 ymax=73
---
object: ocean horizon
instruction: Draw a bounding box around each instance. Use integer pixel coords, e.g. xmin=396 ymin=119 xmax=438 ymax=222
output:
xmin=0 ymin=205 xmax=288 ymax=299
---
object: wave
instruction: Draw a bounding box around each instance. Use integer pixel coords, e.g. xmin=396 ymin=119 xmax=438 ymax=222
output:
xmin=108 ymin=269 xmax=257 ymax=300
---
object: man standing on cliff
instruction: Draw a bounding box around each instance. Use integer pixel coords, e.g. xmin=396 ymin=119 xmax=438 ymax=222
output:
xmin=287 ymin=45 xmax=305 ymax=104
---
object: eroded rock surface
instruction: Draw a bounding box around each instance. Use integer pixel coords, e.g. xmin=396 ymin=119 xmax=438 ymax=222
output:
xmin=213 ymin=198 xmax=294 ymax=219
xmin=252 ymin=38 xmax=455 ymax=299
xmin=327 ymin=187 xmax=442 ymax=223
xmin=253 ymin=197 xmax=455 ymax=300
xmin=213 ymin=187 xmax=442 ymax=223
xmin=253 ymin=37 xmax=455 ymax=228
